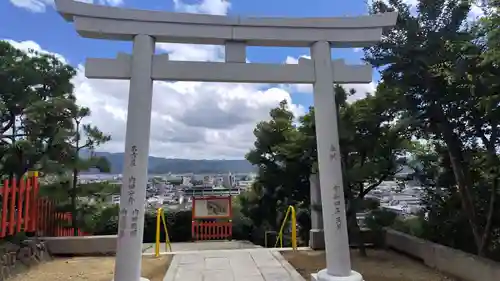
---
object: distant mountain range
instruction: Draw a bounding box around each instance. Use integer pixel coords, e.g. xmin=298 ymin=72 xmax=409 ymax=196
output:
xmin=90 ymin=152 xmax=256 ymax=174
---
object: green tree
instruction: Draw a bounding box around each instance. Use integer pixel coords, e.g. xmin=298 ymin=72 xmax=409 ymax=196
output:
xmin=408 ymin=141 xmax=500 ymax=260
xmin=299 ymin=86 xmax=408 ymax=255
xmin=40 ymin=180 xmax=120 ymax=234
xmin=1 ymin=40 xmax=113 ymax=235
xmin=67 ymin=107 xmax=111 ymax=235
xmin=243 ymin=87 xmax=408 ymax=250
xmin=365 ymin=0 xmax=500 ymax=256
xmin=244 ymin=100 xmax=310 ymax=236
xmin=41 ymin=106 xmax=112 ymax=235
xmin=0 ymin=40 xmax=77 ymax=178
xmin=480 ymin=0 xmax=500 ymax=63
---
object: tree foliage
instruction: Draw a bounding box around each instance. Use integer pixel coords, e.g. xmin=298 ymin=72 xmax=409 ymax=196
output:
xmin=243 ymin=86 xmax=409 ymax=250
xmin=66 ymin=106 xmax=111 ymax=234
xmin=243 ymin=101 xmax=310 ymax=234
xmin=241 ymin=0 xmax=500 ymax=260
xmin=365 ymin=0 xmax=500 ymax=257
xmin=0 ymin=40 xmax=113 ymax=235
xmin=0 ymin=41 xmax=77 ymax=177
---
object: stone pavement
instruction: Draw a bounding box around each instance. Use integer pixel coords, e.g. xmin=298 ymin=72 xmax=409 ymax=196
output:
xmin=143 ymin=240 xmax=261 ymax=254
xmin=163 ymin=248 xmax=305 ymax=281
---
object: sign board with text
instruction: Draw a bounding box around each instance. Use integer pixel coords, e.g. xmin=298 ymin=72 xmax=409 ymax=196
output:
xmin=192 ymin=196 xmax=232 ymax=219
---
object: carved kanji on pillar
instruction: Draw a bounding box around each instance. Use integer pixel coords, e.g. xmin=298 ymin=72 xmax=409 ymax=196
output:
xmin=329 ymin=145 xmax=337 ymax=161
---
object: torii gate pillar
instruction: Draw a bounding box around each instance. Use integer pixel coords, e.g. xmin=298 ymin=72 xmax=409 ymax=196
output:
xmin=310 ymin=41 xmax=359 ymax=281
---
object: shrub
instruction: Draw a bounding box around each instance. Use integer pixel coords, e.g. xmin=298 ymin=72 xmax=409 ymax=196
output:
xmin=231 ymin=209 xmax=253 ymax=241
xmin=391 ymin=216 xmax=425 ymax=237
xmin=365 ymin=209 xmax=398 ymax=231
xmin=143 ymin=209 xmax=192 ymax=243
xmin=364 ymin=209 xmax=398 ymax=246
xmin=296 ymin=207 xmax=311 ymax=246
xmin=88 ymin=203 xmax=306 ymax=247
xmin=93 ymin=208 xmax=192 ymax=243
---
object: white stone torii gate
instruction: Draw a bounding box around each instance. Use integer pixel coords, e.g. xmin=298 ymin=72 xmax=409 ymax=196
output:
xmin=54 ymin=1 xmax=396 ymax=281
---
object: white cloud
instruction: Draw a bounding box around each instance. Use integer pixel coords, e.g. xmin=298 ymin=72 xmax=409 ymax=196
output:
xmin=9 ymin=0 xmax=53 ymax=13
xmin=6 ymin=39 xmax=68 ymax=63
xmin=172 ymin=0 xmax=230 ymax=15
xmin=281 ymin=55 xmax=377 ymax=102
xmin=157 ymin=43 xmax=223 ymax=62
xmin=283 ymin=55 xmax=309 ymax=65
xmin=9 ymin=0 xmax=123 ymax=13
xmin=3 ymin=0 xmax=308 ymax=159
xmin=5 ymin=39 xmax=304 ymax=159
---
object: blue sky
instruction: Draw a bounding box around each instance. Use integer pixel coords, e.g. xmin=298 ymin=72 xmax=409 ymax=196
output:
xmin=1 ymin=0 xmax=369 ymax=68
xmin=1 ymin=0 xmax=377 ymax=159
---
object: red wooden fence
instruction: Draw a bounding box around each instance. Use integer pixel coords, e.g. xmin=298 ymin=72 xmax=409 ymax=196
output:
xmin=0 ymin=176 xmax=88 ymax=238
xmin=191 ymin=220 xmax=232 ymax=241
xmin=0 ymin=176 xmax=39 ymax=237
xmin=53 ymin=213 xmax=86 ymax=237
xmin=37 ymin=198 xmax=88 ymax=237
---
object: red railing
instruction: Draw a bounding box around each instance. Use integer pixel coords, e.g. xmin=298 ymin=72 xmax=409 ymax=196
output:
xmin=0 ymin=176 xmax=39 ymax=237
xmin=53 ymin=212 xmax=87 ymax=237
xmin=0 ymin=176 xmax=88 ymax=238
xmin=37 ymin=198 xmax=88 ymax=237
xmin=191 ymin=220 xmax=232 ymax=241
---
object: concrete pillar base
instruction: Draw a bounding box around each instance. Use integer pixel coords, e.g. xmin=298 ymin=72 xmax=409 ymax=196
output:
xmin=309 ymin=229 xmax=325 ymax=250
xmin=311 ymin=269 xmax=363 ymax=281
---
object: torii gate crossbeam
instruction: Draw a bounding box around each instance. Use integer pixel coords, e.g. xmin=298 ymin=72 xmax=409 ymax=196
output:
xmin=54 ymin=1 xmax=397 ymax=281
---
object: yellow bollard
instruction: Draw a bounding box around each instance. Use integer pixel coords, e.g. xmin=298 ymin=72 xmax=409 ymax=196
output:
xmin=155 ymin=208 xmax=162 ymax=257
xmin=290 ymin=206 xmax=297 ymax=250
xmin=274 ymin=206 xmax=297 ymax=250
xmin=155 ymin=207 xmax=172 ymax=257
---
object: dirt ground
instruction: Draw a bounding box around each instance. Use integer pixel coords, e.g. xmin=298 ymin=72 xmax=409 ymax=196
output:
xmin=282 ymin=249 xmax=457 ymax=281
xmin=9 ymin=255 xmax=172 ymax=281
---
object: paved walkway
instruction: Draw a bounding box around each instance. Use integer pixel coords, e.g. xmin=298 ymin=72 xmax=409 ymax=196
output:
xmin=163 ymin=248 xmax=305 ymax=281
xmin=143 ymin=240 xmax=261 ymax=254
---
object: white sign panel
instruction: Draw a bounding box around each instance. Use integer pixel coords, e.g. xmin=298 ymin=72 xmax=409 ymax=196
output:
xmin=193 ymin=198 xmax=231 ymax=218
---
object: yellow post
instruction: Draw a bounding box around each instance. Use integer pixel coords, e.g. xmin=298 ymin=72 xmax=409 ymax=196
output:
xmin=274 ymin=205 xmax=297 ymax=250
xmin=290 ymin=206 xmax=297 ymax=250
xmin=155 ymin=208 xmax=162 ymax=257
